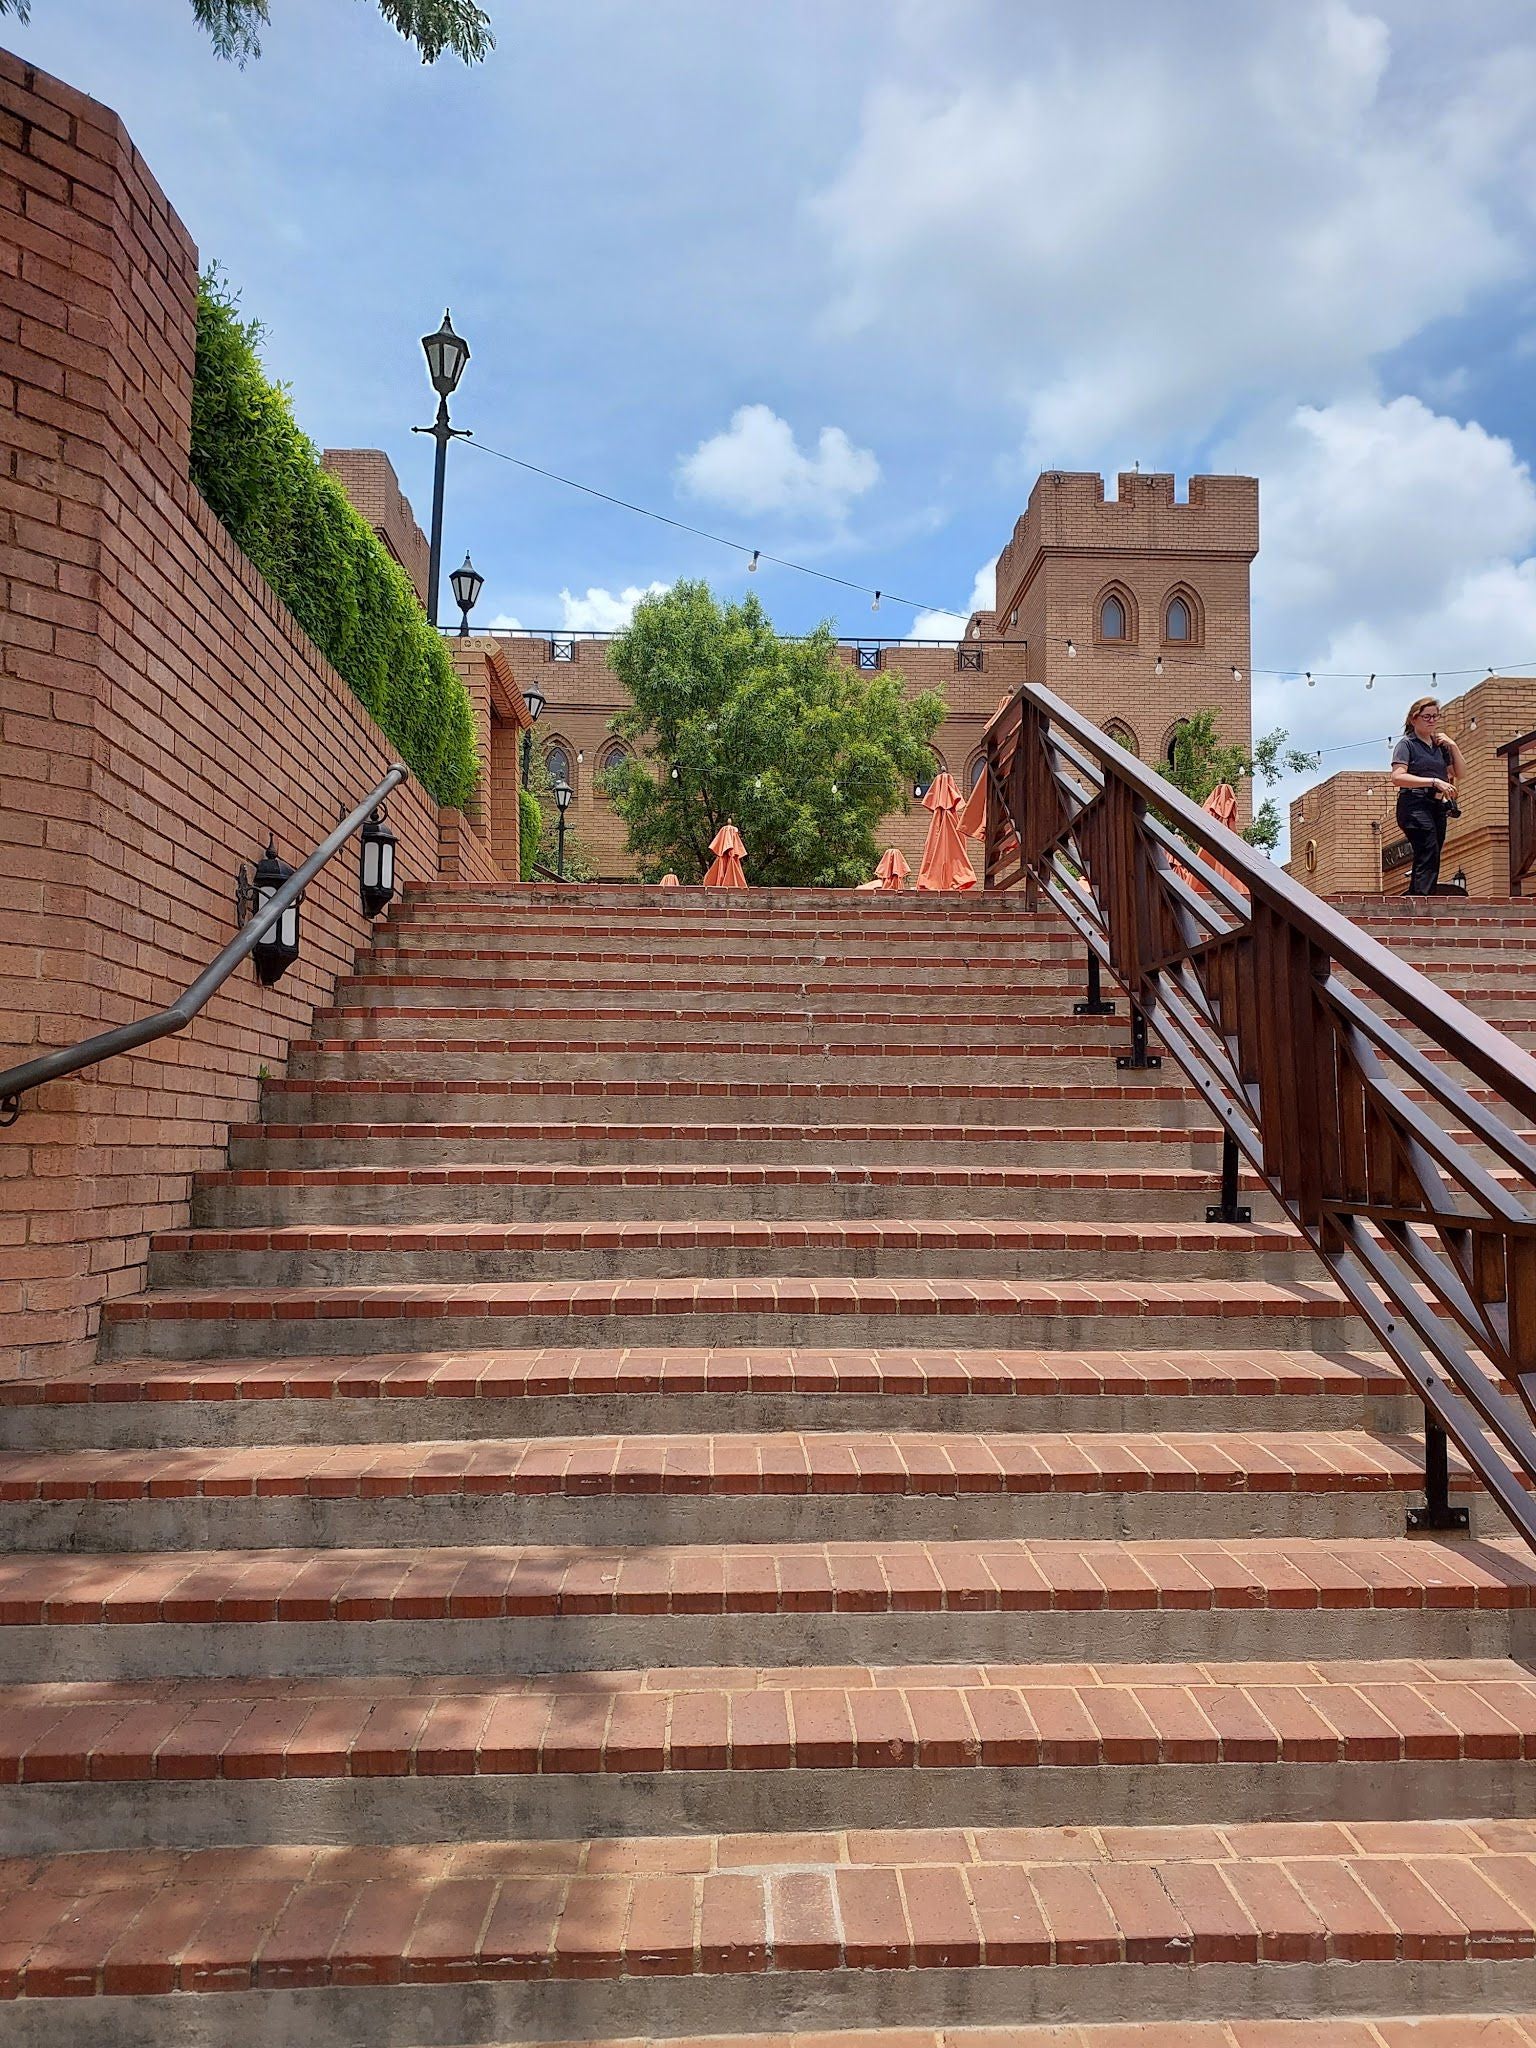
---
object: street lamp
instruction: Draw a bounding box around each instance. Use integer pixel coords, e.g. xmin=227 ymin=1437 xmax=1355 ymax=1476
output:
xmin=553 ymin=775 xmax=573 ymax=878
xmin=450 ymin=552 xmax=483 ymax=637
xmin=412 ymin=309 xmax=472 ymax=628
xmin=521 ymin=681 xmax=546 ymax=788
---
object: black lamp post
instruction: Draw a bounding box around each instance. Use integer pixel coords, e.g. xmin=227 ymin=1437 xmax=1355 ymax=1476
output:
xmin=412 ymin=310 xmax=472 ymax=627
xmin=553 ymin=775 xmax=573 ymax=878
xmin=521 ymin=681 xmax=546 ymax=788
xmin=358 ymin=807 xmax=398 ymax=917
xmin=450 ymin=552 xmax=483 ymax=637
xmin=239 ymin=841 xmax=301 ymax=986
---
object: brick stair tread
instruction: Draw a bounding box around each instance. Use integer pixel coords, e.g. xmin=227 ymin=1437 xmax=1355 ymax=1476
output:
xmin=3 ymin=1534 xmax=1530 ymax=1626
xmin=204 ymin=1163 xmax=1262 ymax=1192
xmin=354 ymin=2026 xmax=1536 ymax=2048
xmin=1 ymin=1346 xmax=1398 ymax=1407
xmin=261 ymin=1078 xmax=1201 ymax=1103
xmin=8 ymin=1817 xmax=1536 ymax=1996
xmin=103 ymin=1275 xmax=1352 ymax=1325
xmin=294 ymin=1037 xmax=1151 ymax=1057
xmin=5 ymin=1656 xmax=1536 ymax=1782
xmin=151 ymin=1219 xmax=1300 ymax=1256
xmin=234 ymin=1121 xmax=1224 ymax=1148
xmin=0 ymin=1427 xmax=1447 ymax=1504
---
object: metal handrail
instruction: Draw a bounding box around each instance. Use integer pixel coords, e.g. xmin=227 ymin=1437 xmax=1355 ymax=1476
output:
xmin=0 ymin=764 xmax=408 ymax=1125
xmin=983 ymin=681 xmax=1536 ymax=1551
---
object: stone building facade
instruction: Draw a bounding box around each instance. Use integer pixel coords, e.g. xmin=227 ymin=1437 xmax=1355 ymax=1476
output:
xmin=1286 ymin=674 xmax=1536 ymax=898
xmin=325 ymin=461 xmax=1261 ymax=879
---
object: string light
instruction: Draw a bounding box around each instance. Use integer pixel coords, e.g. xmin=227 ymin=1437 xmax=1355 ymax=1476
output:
xmin=871 ymin=590 xmax=881 ymax=612
xmin=1366 ymin=674 xmax=1374 ymax=690
xmin=458 ymin=432 xmax=1536 ymax=674
xmin=1154 ymin=656 xmax=1163 ymax=675
xmin=1231 ymin=666 xmax=1242 ymax=683
xmin=1306 ymin=672 xmax=1315 ymax=687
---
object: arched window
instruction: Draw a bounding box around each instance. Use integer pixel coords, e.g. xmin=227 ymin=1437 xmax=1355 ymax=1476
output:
xmin=914 ymin=749 xmax=946 ymax=800
xmin=1094 ymin=581 xmax=1136 ymax=646
xmin=1161 ymin=585 xmax=1202 ymax=646
xmin=965 ymin=751 xmax=986 ymax=792
xmin=595 ymin=740 xmax=630 ymax=799
xmin=1164 ymin=719 xmax=1190 ymax=769
xmin=1102 ymin=718 xmax=1139 ymax=758
xmin=544 ymin=739 xmax=575 ymax=796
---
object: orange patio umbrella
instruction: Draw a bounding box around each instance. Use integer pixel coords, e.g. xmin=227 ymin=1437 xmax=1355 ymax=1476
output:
xmin=660 ymin=873 xmax=681 ymax=888
xmin=702 ymin=822 xmax=747 ymax=889
xmin=859 ymin=846 xmax=909 ymax=892
xmin=915 ymin=772 xmax=978 ymax=892
xmin=957 ymin=770 xmax=987 ymax=842
xmin=1197 ymin=782 xmax=1241 ymax=889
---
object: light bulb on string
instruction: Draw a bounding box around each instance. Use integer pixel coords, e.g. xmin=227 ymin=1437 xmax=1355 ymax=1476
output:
xmin=1154 ymin=656 xmax=1163 ymax=676
xmin=1232 ymin=667 xmax=1242 ymax=683
xmin=1066 ymin=639 xmax=1077 ymax=658
xmin=1366 ymin=674 xmax=1374 ymax=691
xmin=1306 ymin=672 xmax=1315 ymax=687
xmin=748 ymin=551 xmax=759 ymax=573
xmin=871 ymin=591 xmax=881 ymax=613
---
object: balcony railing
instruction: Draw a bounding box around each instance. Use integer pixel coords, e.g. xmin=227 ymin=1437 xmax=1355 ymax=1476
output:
xmin=1499 ymin=726 xmax=1536 ymax=896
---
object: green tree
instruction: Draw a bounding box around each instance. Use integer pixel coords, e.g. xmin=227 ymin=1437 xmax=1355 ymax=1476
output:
xmin=0 ymin=0 xmax=494 ymax=62
xmin=602 ymin=582 xmax=946 ymax=887
xmin=523 ymin=744 xmax=598 ymax=881
xmin=1159 ymin=710 xmax=1319 ymax=854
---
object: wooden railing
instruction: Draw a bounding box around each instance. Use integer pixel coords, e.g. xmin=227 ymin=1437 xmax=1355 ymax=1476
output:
xmin=1500 ymin=727 xmax=1536 ymax=896
xmin=983 ymin=682 xmax=1536 ymax=1550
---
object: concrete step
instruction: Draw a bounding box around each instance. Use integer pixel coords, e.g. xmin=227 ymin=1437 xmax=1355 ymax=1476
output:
xmin=0 ymin=1428 xmax=1458 ymax=1551
xmin=257 ymin=1078 xmax=1211 ymax=1130
xmin=4 ymin=1658 xmax=1536 ymax=1852
xmin=144 ymin=1217 xmax=1314 ymax=1289
xmin=97 ymin=1275 xmax=1365 ymax=1362
xmin=283 ymin=1049 xmax=1169 ymax=1090
xmin=190 ymin=1161 xmax=1281 ymax=1229
xmin=0 ymin=1348 xmax=1410 ymax=1449
xmin=230 ymin=1120 xmax=1232 ymax=1171
xmin=1 ymin=1534 xmax=1528 ymax=1682
xmin=4 ymin=1819 xmax=1536 ymax=2042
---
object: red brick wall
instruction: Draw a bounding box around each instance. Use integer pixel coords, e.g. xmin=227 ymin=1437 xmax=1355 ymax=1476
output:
xmin=0 ymin=51 xmax=492 ymax=1377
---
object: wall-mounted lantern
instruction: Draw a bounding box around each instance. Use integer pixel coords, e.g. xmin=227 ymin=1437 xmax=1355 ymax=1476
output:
xmin=359 ymin=806 xmax=398 ymax=918
xmin=236 ymin=841 xmax=301 ymax=986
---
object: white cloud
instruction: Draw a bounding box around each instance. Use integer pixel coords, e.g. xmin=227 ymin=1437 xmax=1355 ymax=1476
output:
xmin=557 ymin=582 xmax=670 ymax=632
xmin=487 ymin=612 xmax=524 ymax=631
xmin=907 ymin=556 xmax=997 ymax=641
xmin=1224 ymin=394 xmax=1536 ymax=841
xmin=810 ymin=3 xmax=1536 ymax=455
xmin=678 ymin=403 xmax=881 ymax=520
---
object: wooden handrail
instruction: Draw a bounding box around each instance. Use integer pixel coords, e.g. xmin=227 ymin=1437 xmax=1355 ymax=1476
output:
xmin=983 ymin=682 xmax=1536 ymax=1551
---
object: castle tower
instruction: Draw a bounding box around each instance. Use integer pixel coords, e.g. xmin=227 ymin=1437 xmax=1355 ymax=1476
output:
xmin=989 ymin=470 xmax=1259 ymax=779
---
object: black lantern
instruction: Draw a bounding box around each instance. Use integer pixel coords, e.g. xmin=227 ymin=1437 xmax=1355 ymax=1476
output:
xmin=521 ymin=681 xmax=546 ymax=789
xmin=553 ymin=775 xmax=573 ymax=880
xmin=243 ymin=841 xmax=300 ymax=987
xmin=1452 ymin=867 xmax=1468 ymax=893
xmin=359 ymin=806 xmax=398 ymax=917
xmin=421 ymin=309 xmax=470 ymax=398
xmin=450 ymin=552 xmax=484 ymax=636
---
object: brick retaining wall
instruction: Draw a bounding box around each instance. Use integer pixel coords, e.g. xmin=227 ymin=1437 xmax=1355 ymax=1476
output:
xmin=0 ymin=49 xmax=497 ymax=1376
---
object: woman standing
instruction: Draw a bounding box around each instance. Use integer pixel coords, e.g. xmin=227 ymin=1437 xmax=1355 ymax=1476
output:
xmin=1390 ymin=696 xmax=1464 ymax=896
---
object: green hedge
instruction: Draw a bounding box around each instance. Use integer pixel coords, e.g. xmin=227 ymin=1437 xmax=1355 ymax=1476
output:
xmin=519 ymin=787 xmax=542 ymax=880
xmin=190 ymin=274 xmax=479 ymax=808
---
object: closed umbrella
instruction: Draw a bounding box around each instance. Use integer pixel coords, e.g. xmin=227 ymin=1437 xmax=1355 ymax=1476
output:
xmin=660 ymin=873 xmax=681 ymax=889
xmin=957 ymin=770 xmax=987 ymax=842
xmin=859 ymin=846 xmax=909 ymax=892
xmin=1198 ymin=782 xmax=1241 ymax=889
xmin=702 ymin=822 xmax=748 ymax=889
xmin=915 ymin=772 xmax=978 ymax=892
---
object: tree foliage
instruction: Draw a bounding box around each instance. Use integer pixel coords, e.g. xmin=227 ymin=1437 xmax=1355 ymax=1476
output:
xmin=523 ymin=744 xmax=597 ymax=881
xmin=602 ymin=583 xmax=946 ymax=887
xmin=0 ymin=0 xmax=494 ymax=63
xmin=1159 ymin=710 xmax=1320 ymax=854
xmin=191 ymin=271 xmax=478 ymax=805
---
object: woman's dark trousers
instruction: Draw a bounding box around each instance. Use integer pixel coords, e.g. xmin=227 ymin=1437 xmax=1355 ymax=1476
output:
xmin=1397 ymin=798 xmax=1446 ymax=895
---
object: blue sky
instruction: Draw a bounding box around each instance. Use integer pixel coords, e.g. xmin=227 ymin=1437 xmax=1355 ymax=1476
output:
xmin=9 ymin=0 xmax=1536 ymax=826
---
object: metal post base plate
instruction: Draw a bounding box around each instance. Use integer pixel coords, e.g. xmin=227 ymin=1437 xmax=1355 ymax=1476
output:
xmin=1407 ymin=1504 xmax=1470 ymax=1533
xmin=1205 ymin=1203 xmax=1253 ymax=1223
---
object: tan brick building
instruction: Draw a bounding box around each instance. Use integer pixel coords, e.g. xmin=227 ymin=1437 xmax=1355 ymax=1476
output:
xmin=1286 ymin=675 xmax=1536 ymax=897
xmin=326 ymin=461 xmax=1261 ymax=879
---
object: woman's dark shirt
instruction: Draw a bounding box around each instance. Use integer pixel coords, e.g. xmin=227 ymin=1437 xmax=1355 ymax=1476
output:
xmin=1392 ymin=733 xmax=1450 ymax=803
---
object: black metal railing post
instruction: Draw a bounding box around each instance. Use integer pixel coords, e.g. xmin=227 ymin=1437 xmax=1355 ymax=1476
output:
xmin=1205 ymin=1131 xmax=1252 ymax=1224
xmin=1073 ymin=949 xmax=1116 ymax=1016
xmin=1407 ymin=1420 xmax=1470 ymax=1533
xmin=1116 ymin=1002 xmax=1161 ymax=1071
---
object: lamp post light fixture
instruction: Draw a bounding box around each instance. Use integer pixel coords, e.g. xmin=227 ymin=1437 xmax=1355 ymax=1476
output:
xmin=521 ymin=681 xmax=546 ymax=788
xmin=412 ymin=309 xmax=472 ymax=628
xmin=553 ymin=775 xmax=573 ymax=879
xmin=450 ymin=552 xmax=484 ymax=637
xmin=236 ymin=840 xmax=302 ymax=987
xmin=358 ymin=806 xmax=398 ymax=918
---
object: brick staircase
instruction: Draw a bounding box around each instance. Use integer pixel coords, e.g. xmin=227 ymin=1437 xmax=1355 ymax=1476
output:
xmin=4 ymin=883 xmax=1536 ymax=2045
